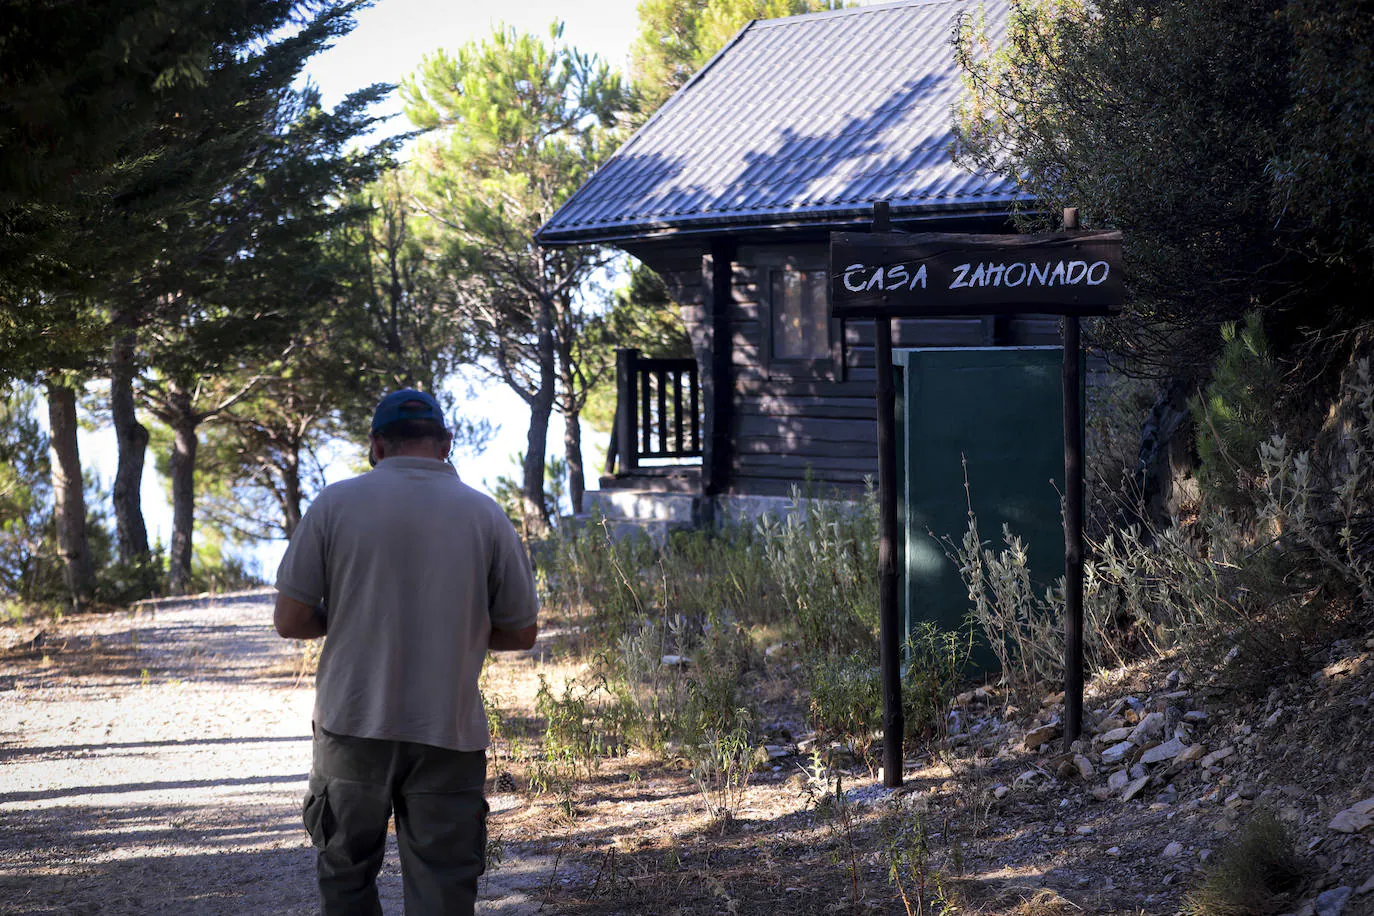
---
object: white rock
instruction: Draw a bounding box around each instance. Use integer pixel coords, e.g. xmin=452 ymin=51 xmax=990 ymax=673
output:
xmin=1162 ymin=841 xmax=1184 ymax=857
xmin=1176 ymin=743 xmax=1206 ymax=764
xmin=1024 ymin=722 xmax=1063 ymax=751
xmin=661 ymin=654 xmax=690 ymax=666
xmin=1076 ymin=825 xmax=1093 ymax=836
xmin=1121 ymin=775 xmax=1151 ymax=802
xmin=1107 ymin=770 xmax=1130 ymax=792
xmin=1199 ymin=746 xmax=1235 ymax=768
xmin=1101 ymin=741 xmax=1135 ymax=764
xmin=1315 ymin=887 xmax=1353 ymax=916
xmin=1328 ymin=797 xmax=1374 ymax=834
xmin=1129 ymin=711 xmax=1165 ymax=745
xmin=1106 ymin=846 xmax=1121 ymax=857
xmin=1141 ymin=737 xmax=1188 ymax=766
xmin=993 ymin=785 xmax=1010 ymax=799
xmin=1096 ymin=726 xmax=1135 ymax=745
xmin=1183 ymin=710 xmax=1208 ymax=723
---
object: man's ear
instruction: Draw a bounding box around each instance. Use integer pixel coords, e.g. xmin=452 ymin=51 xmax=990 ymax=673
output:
xmin=368 ymin=434 xmax=382 ymax=467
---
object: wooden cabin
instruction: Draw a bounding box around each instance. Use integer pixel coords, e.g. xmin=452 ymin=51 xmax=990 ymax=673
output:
xmin=538 ymin=0 xmax=1052 ymax=524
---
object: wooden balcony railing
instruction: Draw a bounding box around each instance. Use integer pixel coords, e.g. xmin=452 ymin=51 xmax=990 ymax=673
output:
xmin=605 ymin=348 xmax=702 ymax=475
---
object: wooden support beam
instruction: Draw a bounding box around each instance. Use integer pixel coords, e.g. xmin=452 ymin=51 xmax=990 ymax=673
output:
xmin=702 ymin=239 xmax=736 ymax=505
xmin=1061 ymin=207 xmax=1085 ymax=745
xmin=872 ymin=200 xmax=904 ymax=789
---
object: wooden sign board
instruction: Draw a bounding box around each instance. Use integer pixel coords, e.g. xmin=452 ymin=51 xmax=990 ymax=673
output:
xmin=830 ymin=230 xmax=1124 ymax=317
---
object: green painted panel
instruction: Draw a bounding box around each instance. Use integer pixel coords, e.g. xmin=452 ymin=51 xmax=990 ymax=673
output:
xmin=894 ymin=347 xmax=1072 ymax=673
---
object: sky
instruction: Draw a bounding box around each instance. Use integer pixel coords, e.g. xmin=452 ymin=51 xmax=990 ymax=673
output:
xmin=72 ymin=0 xmax=645 ymax=577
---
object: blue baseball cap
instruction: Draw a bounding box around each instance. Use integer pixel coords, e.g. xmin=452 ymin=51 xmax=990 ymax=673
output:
xmin=370 ymin=389 xmax=446 ymax=435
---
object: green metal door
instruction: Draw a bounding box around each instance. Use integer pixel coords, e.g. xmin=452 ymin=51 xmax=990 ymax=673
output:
xmin=894 ymin=346 xmax=1073 ymax=673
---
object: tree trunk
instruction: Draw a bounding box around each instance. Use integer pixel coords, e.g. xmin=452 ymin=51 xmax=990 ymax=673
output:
xmin=520 ymin=302 xmax=558 ymax=537
xmin=166 ymin=385 xmax=199 ymax=595
xmin=562 ymin=395 xmax=585 ymax=516
xmin=110 ymin=332 xmax=151 ymax=567
xmin=281 ymin=450 xmax=303 ymax=540
xmin=45 ymin=381 xmax=94 ymax=605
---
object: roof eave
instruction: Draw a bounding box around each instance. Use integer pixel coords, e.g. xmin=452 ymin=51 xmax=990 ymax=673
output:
xmin=536 ymin=196 xmax=1030 ymax=248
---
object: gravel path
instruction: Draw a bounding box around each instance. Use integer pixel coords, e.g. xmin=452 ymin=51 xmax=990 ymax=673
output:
xmin=0 ymin=593 xmax=549 ymax=915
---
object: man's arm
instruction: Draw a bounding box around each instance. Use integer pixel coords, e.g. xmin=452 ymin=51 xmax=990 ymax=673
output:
xmin=274 ymin=593 xmax=327 ymax=640
xmin=489 ymin=623 xmax=538 ymax=652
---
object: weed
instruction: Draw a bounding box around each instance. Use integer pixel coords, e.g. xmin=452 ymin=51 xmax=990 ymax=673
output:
xmin=902 ymin=622 xmax=975 ymax=742
xmin=1183 ymin=809 xmax=1305 ymax=915
xmin=807 ymin=650 xmax=881 ymax=760
xmin=688 ymin=708 xmax=754 ymax=829
xmin=881 ymin=806 xmax=958 ymax=916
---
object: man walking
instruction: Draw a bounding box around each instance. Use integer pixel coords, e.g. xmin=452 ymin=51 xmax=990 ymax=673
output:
xmin=274 ymin=388 xmax=539 ymax=915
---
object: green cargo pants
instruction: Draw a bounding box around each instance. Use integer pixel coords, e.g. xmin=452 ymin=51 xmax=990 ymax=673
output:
xmin=302 ymin=727 xmax=488 ymax=916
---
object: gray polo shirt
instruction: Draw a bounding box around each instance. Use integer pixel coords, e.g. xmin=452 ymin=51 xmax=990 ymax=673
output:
xmin=275 ymin=456 xmax=538 ymax=752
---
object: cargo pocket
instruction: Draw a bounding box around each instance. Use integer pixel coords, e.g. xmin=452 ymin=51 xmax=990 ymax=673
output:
xmin=302 ymin=775 xmax=333 ymax=850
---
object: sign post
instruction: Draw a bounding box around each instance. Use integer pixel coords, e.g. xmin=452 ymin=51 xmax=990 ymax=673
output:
xmin=870 ymin=202 xmax=904 ymax=788
xmin=832 ymin=207 xmax=1123 ymax=776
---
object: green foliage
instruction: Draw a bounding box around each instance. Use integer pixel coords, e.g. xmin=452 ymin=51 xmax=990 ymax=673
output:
xmin=761 ymin=485 xmax=880 ymax=658
xmin=0 ymin=386 xmax=57 ymax=601
xmin=1183 ymin=810 xmax=1304 ymax=915
xmin=581 ymin=262 xmax=693 ymax=434
xmin=955 ymin=0 xmax=1371 ymax=378
xmin=807 ymin=650 xmax=882 ymax=757
xmin=902 ymin=623 xmax=975 ymax=740
xmin=688 ymin=708 xmax=754 ymax=827
xmin=401 ymin=21 xmax=633 ymax=531
xmin=630 ymin=0 xmax=844 ymax=114
xmin=1192 ymin=314 xmax=1282 ymax=514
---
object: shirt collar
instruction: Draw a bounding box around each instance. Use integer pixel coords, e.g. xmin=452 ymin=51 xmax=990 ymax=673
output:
xmin=375 ymin=456 xmax=460 ymax=478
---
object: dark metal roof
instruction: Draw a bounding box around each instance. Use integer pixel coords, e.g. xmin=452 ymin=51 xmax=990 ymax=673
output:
xmin=538 ymin=0 xmax=1019 ymax=246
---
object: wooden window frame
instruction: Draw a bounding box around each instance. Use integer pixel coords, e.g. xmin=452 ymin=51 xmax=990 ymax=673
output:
xmin=758 ymin=254 xmax=844 ymax=381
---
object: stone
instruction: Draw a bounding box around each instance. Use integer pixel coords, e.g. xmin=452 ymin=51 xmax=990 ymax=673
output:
xmin=754 ymin=745 xmax=792 ymax=766
xmin=1096 ymin=716 xmax=1126 ymax=734
xmin=1157 ymin=784 xmax=1179 ymax=805
xmin=1176 ymin=743 xmax=1206 ymax=764
xmin=1122 ymin=775 xmax=1151 ymax=802
xmin=993 ymin=785 xmax=1010 ymax=799
xmin=1200 ymin=746 xmax=1235 ymax=768
xmin=1163 ymin=841 xmax=1184 ymax=857
xmin=1076 ymin=825 xmax=1093 ymax=836
xmin=1108 ymin=770 xmax=1130 ymax=792
xmin=1328 ymin=797 xmax=1374 ymax=834
xmin=1097 ymin=726 xmax=1135 ymax=745
xmin=661 ymin=654 xmax=690 ymax=666
xmin=1129 ymin=711 xmax=1165 ymax=746
xmin=1057 ymin=759 xmax=1080 ymax=781
xmin=1024 ymin=722 xmax=1063 ymax=751
xmin=1314 ymin=887 xmax=1353 ymax=916
xmin=1141 ymin=737 xmax=1188 ymax=766
xmin=1356 ymin=874 xmax=1374 ymax=895
xmin=1073 ymin=755 xmax=1095 ymax=779
xmin=1106 ymin=846 xmax=1121 ymax=857
xmin=1101 ymin=741 xmax=1135 ymax=764
xmin=1184 ymin=710 xmax=1209 ymax=724
xmin=1130 ymin=764 xmax=1147 ymax=780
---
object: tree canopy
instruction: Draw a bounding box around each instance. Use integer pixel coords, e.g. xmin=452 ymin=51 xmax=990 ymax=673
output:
xmin=630 ymin=0 xmax=843 ymax=112
xmin=954 ymin=0 xmax=1373 ymax=380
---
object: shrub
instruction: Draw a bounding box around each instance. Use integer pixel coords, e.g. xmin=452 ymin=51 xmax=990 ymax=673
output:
xmin=1191 ymin=313 xmax=1282 ymax=517
xmin=807 ymin=650 xmax=882 ymax=758
xmin=1183 ymin=810 xmax=1304 ymax=915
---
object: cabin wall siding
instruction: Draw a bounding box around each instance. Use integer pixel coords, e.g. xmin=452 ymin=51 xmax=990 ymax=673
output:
xmin=628 ymin=243 xmax=1066 ymax=498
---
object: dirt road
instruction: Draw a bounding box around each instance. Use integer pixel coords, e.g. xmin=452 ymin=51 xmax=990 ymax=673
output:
xmin=0 ymin=592 xmax=548 ymax=915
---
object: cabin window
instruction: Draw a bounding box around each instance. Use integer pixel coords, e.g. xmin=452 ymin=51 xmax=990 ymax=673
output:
xmin=756 ymin=253 xmax=842 ymax=379
xmin=771 ymin=269 xmax=830 ymax=360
